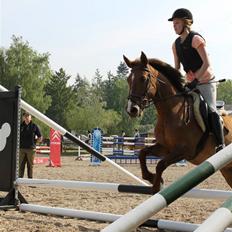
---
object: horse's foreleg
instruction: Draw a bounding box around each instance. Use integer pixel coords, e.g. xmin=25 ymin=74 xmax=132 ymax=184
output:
xmin=152 ymin=155 xmax=185 ymax=193
xmin=152 ymin=159 xmax=165 ymax=193
xmin=139 ymin=147 xmax=153 ymax=183
xmin=139 ymin=143 xmax=167 ymax=184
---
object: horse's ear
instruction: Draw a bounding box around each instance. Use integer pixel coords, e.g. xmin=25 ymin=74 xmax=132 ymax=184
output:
xmin=123 ymin=55 xmax=132 ymax=68
xmin=140 ymin=51 xmax=148 ymax=66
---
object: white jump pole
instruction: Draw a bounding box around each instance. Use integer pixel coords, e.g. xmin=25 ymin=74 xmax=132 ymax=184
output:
xmin=194 ymin=196 xmax=232 ymax=232
xmin=16 ymin=178 xmax=232 ymax=200
xmin=19 ymin=204 xmax=232 ymax=232
xmin=0 ymin=84 xmax=148 ymax=186
xmin=102 ymin=144 xmax=232 ymax=232
xmin=20 ymin=203 xmax=120 ymax=221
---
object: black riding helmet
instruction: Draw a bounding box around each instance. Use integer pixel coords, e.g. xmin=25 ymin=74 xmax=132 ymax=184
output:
xmin=168 ymin=8 xmax=193 ymax=22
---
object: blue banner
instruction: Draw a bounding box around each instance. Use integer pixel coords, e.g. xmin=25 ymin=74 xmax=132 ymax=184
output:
xmin=90 ymin=128 xmax=102 ymax=165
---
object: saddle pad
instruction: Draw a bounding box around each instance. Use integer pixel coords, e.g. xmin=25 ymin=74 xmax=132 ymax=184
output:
xmin=190 ymin=92 xmax=206 ymax=132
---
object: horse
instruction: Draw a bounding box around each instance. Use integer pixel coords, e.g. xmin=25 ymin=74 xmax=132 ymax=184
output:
xmin=123 ymin=51 xmax=232 ymax=193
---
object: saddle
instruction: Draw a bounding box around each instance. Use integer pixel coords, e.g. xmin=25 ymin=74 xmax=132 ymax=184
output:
xmin=187 ymin=91 xmax=229 ymax=155
xmin=188 ymin=91 xmax=228 ymax=131
xmin=189 ymin=91 xmax=208 ymax=133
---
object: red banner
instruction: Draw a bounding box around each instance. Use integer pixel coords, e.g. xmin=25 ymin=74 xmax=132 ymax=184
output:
xmin=49 ymin=128 xmax=61 ymax=167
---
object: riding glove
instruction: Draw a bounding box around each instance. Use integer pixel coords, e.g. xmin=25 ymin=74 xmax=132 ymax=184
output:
xmin=186 ymin=79 xmax=199 ymax=90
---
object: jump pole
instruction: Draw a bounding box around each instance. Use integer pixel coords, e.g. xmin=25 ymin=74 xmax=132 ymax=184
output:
xmin=194 ymin=196 xmax=232 ymax=232
xmin=0 ymin=84 xmax=148 ymax=186
xmin=18 ymin=204 xmax=232 ymax=232
xmin=19 ymin=204 xmax=156 ymax=229
xmin=16 ymin=178 xmax=232 ymax=200
xmin=102 ymin=144 xmax=232 ymax=232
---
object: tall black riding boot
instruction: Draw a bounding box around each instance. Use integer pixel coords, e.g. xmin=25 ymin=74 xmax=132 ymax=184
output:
xmin=209 ymin=112 xmax=225 ymax=152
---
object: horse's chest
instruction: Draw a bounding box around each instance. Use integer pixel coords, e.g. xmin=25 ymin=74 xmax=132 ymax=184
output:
xmin=155 ymin=121 xmax=175 ymax=144
xmin=155 ymin=119 xmax=190 ymax=148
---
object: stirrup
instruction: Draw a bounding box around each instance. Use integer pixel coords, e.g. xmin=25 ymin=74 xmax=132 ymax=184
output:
xmin=215 ymin=144 xmax=225 ymax=153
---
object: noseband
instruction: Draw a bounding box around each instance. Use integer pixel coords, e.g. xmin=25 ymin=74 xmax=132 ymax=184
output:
xmin=128 ymin=66 xmax=156 ymax=109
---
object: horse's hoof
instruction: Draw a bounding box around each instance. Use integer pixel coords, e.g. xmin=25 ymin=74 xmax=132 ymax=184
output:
xmin=142 ymin=172 xmax=154 ymax=184
xmin=152 ymin=186 xmax=160 ymax=194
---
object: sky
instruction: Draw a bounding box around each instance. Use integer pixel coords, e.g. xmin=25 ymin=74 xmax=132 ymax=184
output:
xmin=1 ymin=0 xmax=232 ymax=83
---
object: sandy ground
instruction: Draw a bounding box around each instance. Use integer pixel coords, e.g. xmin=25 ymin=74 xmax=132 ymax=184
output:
xmin=0 ymin=156 xmax=232 ymax=232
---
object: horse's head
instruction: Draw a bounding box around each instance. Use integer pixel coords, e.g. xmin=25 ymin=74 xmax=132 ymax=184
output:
xmin=123 ymin=51 xmax=159 ymax=117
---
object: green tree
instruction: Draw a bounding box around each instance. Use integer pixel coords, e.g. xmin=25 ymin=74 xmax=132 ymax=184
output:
xmin=99 ymin=63 xmax=140 ymax=135
xmin=45 ymin=68 xmax=75 ymax=129
xmin=101 ymin=71 xmax=117 ymax=109
xmin=139 ymin=105 xmax=157 ymax=132
xmin=0 ymin=36 xmax=52 ymax=138
xmin=116 ymin=61 xmax=129 ymax=78
xmin=92 ymin=69 xmax=104 ymax=92
xmin=0 ymin=49 xmax=6 ymax=80
xmin=69 ymin=73 xmax=121 ymax=135
xmin=111 ymin=78 xmax=141 ymax=135
xmin=72 ymin=73 xmax=91 ymax=107
xmin=0 ymin=36 xmax=52 ymax=112
xmin=217 ymin=80 xmax=232 ymax=104
xmin=67 ymin=93 xmax=120 ymax=135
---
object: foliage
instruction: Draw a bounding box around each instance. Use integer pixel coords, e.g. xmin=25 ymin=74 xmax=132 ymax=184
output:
xmin=1 ymin=36 xmax=157 ymax=137
xmin=92 ymin=68 xmax=104 ymax=98
xmin=66 ymin=92 xmax=121 ymax=135
xmin=0 ymin=36 xmax=52 ymax=137
xmin=141 ymin=108 xmax=157 ymax=124
xmin=72 ymin=74 xmax=91 ymax=107
xmin=116 ymin=61 xmax=129 ymax=77
xmin=217 ymin=80 xmax=232 ymax=104
xmin=0 ymin=36 xmax=52 ymax=112
xmin=68 ymin=72 xmax=121 ymax=135
xmin=45 ymin=68 xmax=75 ymax=129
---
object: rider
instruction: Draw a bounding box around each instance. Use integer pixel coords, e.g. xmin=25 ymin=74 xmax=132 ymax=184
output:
xmin=168 ymin=8 xmax=225 ymax=152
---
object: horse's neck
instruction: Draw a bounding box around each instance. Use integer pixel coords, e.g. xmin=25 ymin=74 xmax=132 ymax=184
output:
xmin=153 ymin=75 xmax=183 ymax=116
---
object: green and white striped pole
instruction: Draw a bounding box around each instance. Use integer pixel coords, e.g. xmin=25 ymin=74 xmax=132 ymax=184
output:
xmin=102 ymin=144 xmax=232 ymax=232
xmin=194 ymin=196 xmax=232 ymax=232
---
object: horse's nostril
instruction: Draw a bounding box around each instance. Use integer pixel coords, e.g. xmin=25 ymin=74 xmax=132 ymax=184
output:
xmin=131 ymin=107 xmax=138 ymax=114
xmin=126 ymin=101 xmax=140 ymax=117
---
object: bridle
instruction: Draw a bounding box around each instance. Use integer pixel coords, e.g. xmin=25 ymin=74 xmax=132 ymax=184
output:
xmin=128 ymin=66 xmax=188 ymax=109
xmin=128 ymin=66 xmax=155 ymax=109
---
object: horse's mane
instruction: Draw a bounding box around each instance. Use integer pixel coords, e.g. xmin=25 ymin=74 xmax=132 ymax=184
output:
xmin=148 ymin=58 xmax=185 ymax=92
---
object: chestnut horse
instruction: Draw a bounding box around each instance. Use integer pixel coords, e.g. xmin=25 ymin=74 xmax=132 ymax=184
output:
xmin=123 ymin=52 xmax=232 ymax=193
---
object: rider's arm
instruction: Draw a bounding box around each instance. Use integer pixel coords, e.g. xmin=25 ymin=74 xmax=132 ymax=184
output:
xmin=192 ymin=35 xmax=210 ymax=81
xmin=194 ymin=45 xmax=210 ymax=81
xmin=172 ymin=43 xmax=180 ymax=70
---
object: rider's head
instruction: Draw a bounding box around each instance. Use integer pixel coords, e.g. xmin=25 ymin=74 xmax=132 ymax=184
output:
xmin=168 ymin=8 xmax=193 ymax=35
